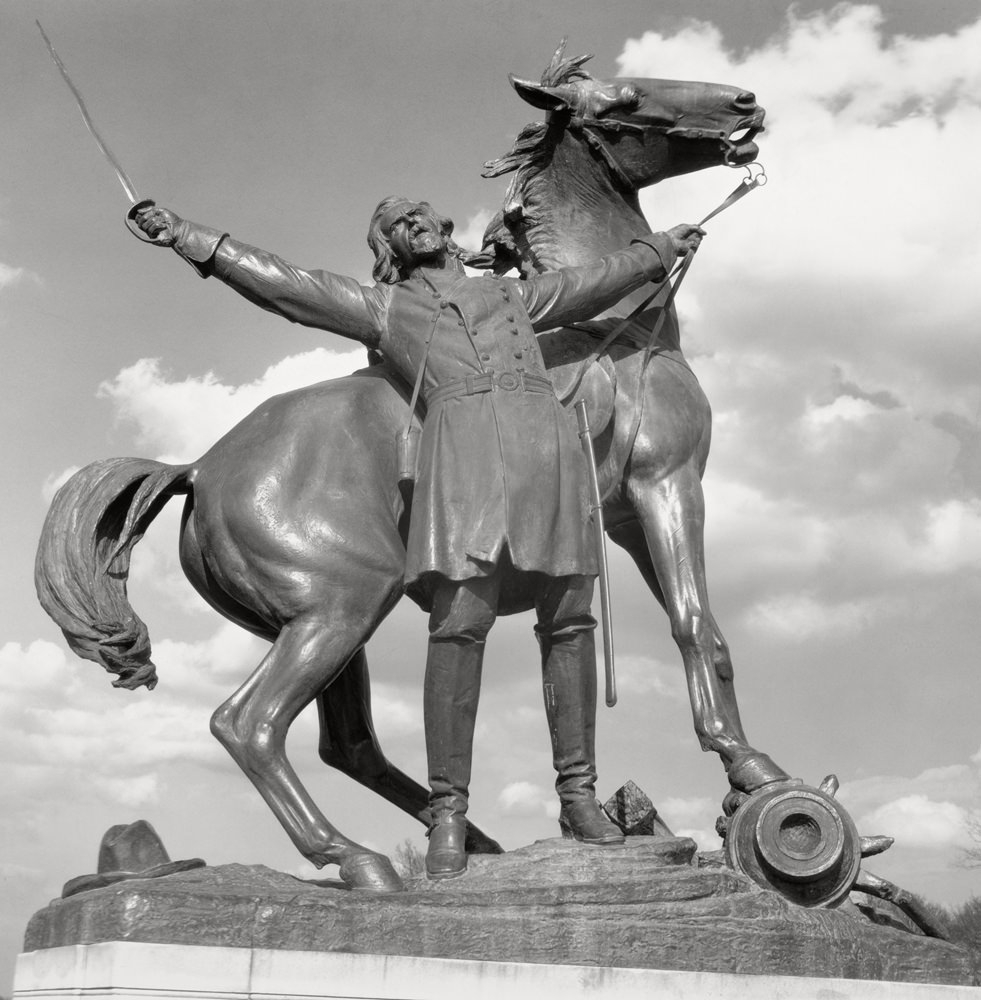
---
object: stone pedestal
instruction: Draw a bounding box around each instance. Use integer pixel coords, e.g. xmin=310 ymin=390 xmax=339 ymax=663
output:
xmin=15 ymin=838 xmax=980 ymax=995
xmin=14 ymin=941 xmax=981 ymax=1000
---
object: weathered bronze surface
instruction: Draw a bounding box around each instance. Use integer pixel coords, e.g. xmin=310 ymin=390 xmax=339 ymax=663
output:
xmin=37 ymin=44 xmax=788 ymax=891
xmin=23 ymin=847 xmax=978 ymax=986
xmin=61 ymin=821 xmax=205 ymax=899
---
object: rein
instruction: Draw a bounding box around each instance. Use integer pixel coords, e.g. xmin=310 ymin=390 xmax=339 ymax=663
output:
xmin=558 ymin=162 xmax=767 ymax=407
xmin=614 ymin=163 xmax=767 ymax=493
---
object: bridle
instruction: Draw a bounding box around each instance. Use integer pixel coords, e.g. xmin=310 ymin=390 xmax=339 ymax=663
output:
xmin=564 ymin=109 xmax=761 ymax=191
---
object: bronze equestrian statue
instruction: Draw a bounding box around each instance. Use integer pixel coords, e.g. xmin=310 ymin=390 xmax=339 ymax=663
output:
xmin=36 ymin=47 xmax=788 ymax=891
xmin=131 ymin=193 xmax=704 ymax=879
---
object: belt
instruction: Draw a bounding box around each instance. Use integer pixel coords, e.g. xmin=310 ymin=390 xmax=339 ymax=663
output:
xmin=427 ymin=371 xmax=554 ymax=406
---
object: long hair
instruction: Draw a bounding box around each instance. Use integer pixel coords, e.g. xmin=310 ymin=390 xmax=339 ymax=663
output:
xmin=366 ymin=196 xmax=468 ymax=284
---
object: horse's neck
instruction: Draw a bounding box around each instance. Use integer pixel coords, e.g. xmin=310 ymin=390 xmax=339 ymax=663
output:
xmin=516 ymin=135 xmax=663 ymax=320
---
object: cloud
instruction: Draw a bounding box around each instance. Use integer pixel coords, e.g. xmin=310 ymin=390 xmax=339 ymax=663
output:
xmin=837 ymin=754 xmax=981 ymax=873
xmin=613 ymin=7 xmax=981 ymax=642
xmin=614 ymin=654 xmax=688 ymax=700
xmin=97 ymin=347 xmax=367 ymax=462
xmin=745 ymin=590 xmax=900 ymax=641
xmin=656 ymin=795 xmax=721 ymax=851
xmin=497 ymin=780 xmax=553 ymax=817
xmin=0 ymin=630 xmax=232 ymax=822
xmin=41 ymin=465 xmax=81 ymax=504
xmin=857 ymin=793 xmax=971 ymax=849
xmin=454 ymin=208 xmax=495 ymax=259
xmin=0 ymin=262 xmax=25 ymax=288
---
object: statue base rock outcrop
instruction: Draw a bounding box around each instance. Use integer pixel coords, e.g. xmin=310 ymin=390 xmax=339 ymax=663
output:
xmin=21 ymin=837 xmax=978 ymax=987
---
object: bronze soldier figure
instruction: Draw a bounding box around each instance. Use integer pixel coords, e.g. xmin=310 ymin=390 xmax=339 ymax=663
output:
xmin=134 ymin=199 xmax=704 ymax=878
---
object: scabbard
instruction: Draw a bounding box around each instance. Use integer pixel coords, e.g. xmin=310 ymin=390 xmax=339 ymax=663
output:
xmin=574 ymin=399 xmax=616 ymax=707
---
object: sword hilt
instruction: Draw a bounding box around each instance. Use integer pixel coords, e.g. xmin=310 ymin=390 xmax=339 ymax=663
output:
xmin=126 ymin=199 xmax=169 ymax=244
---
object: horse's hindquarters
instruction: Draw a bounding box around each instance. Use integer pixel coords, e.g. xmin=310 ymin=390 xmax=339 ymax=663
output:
xmin=181 ymin=371 xmax=413 ymax=632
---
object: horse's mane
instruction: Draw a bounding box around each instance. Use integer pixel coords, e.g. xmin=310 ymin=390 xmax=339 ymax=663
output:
xmin=476 ymin=42 xmax=637 ymax=273
xmin=482 ymin=41 xmax=595 ymax=180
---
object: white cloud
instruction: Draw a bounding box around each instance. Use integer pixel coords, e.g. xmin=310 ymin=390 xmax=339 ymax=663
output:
xmin=745 ymin=590 xmax=900 ymax=641
xmin=0 ymin=261 xmax=35 ymax=289
xmin=97 ymin=347 xmax=367 ymax=462
xmin=364 ymin=682 xmax=423 ymax=740
xmin=656 ymin=795 xmax=720 ymax=850
xmin=89 ymin=773 xmax=161 ymax=810
xmin=838 ymin=755 xmax=981 ymax=840
xmin=497 ymin=780 xmax=552 ymax=817
xmin=613 ymin=8 xmax=981 ymax=645
xmin=0 ymin=628 xmax=235 ymax=819
xmin=614 ymin=654 xmax=687 ymax=700
xmin=0 ymin=639 xmax=72 ymax=693
xmin=858 ymin=794 xmax=971 ymax=849
xmin=454 ymin=208 xmax=495 ymax=259
xmin=41 ymin=465 xmax=81 ymax=504
xmin=660 ymin=795 xmax=716 ymax=827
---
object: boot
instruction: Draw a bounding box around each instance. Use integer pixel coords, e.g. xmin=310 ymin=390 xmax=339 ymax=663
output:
xmin=424 ymin=638 xmax=483 ymax=878
xmin=541 ymin=630 xmax=624 ymax=846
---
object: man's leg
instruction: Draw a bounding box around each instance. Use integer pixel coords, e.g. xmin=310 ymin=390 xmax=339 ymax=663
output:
xmin=424 ymin=574 xmax=499 ymax=878
xmin=536 ymin=575 xmax=624 ymax=845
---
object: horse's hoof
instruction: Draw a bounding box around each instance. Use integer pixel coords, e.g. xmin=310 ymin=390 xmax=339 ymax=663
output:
xmin=338 ymin=852 xmax=404 ymax=893
xmin=727 ymin=752 xmax=790 ymax=794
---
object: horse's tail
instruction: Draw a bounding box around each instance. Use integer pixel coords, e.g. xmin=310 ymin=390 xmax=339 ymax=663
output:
xmin=34 ymin=457 xmax=193 ymax=691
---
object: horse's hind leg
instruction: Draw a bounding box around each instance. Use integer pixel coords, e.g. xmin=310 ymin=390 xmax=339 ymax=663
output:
xmin=317 ymin=649 xmax=503 ymax=855
xmin=626 ymin=464 xmax=790 ymax=796
xmin=210 ymin=615 xmax=402 ymax=892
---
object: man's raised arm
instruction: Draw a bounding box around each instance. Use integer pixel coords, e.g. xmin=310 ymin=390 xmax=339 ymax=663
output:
xmin=518 ymin=224 xmax=704 ymax=333
xmin=133 ymin=205 xmax=385 ymax=348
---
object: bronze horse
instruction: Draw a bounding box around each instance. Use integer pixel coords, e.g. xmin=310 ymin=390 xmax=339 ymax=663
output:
xmin=36 ymin=49 xmax=786 ymax=891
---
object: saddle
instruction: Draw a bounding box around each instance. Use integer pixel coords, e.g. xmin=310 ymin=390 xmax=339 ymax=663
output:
xmin=539 ymin=328 xmax=617 ymax=438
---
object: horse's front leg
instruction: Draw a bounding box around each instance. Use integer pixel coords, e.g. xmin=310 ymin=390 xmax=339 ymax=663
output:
xmin=625 ymin=464 xmax=790 ymax=797
xmin=210 ymin=614 xmax=403 ymax=892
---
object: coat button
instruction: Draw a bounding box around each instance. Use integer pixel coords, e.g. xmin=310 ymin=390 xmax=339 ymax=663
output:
xmin=480 ymin=353 xmax=491 ymax=361
xmin=514 ymin=351 xmax=522 ymax=359
xmin=458 ymin=320 xmax=465 ymax=327
xmin=440 ymin=300 xmax=448 ymax=308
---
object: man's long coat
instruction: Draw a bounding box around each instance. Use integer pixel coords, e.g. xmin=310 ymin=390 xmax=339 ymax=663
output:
xmin=175 ymin=223 xmax=674 ymax=608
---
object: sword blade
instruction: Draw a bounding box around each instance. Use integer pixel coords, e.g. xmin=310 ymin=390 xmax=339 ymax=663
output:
xmin=37 ymin=20 xmax=140 ymax=204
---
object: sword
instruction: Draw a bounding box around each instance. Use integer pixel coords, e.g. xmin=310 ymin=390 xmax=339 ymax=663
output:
xmin=36 ymin=20 xmax=162 ymax=243
xmin=575 ymin=398 xmax=617 ymax=707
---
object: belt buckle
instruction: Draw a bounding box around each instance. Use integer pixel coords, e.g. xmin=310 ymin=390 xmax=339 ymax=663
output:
xmin=497 ymin=373 xmax=519 ymax=391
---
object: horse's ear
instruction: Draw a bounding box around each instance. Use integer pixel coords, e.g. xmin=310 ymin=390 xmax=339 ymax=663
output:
xmin=509 ymin=74 xmax=571 ymax=112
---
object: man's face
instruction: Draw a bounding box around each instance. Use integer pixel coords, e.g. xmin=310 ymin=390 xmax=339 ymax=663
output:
xmin=383 ymin=202 xmax=448 ymax=267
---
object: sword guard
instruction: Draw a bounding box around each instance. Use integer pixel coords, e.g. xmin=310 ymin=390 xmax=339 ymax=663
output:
xmin=126 ymin=199 xmax=168 ymax=244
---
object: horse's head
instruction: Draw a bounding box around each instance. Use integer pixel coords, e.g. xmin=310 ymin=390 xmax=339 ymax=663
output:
xmin=478 ymin=43 xmax=767 ymax=274
xmin=506 ymin=43 xmax=764 ymax=187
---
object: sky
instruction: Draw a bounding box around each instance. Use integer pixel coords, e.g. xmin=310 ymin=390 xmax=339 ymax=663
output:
xmin=3 ymin=0 xmax=981 ymax=990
